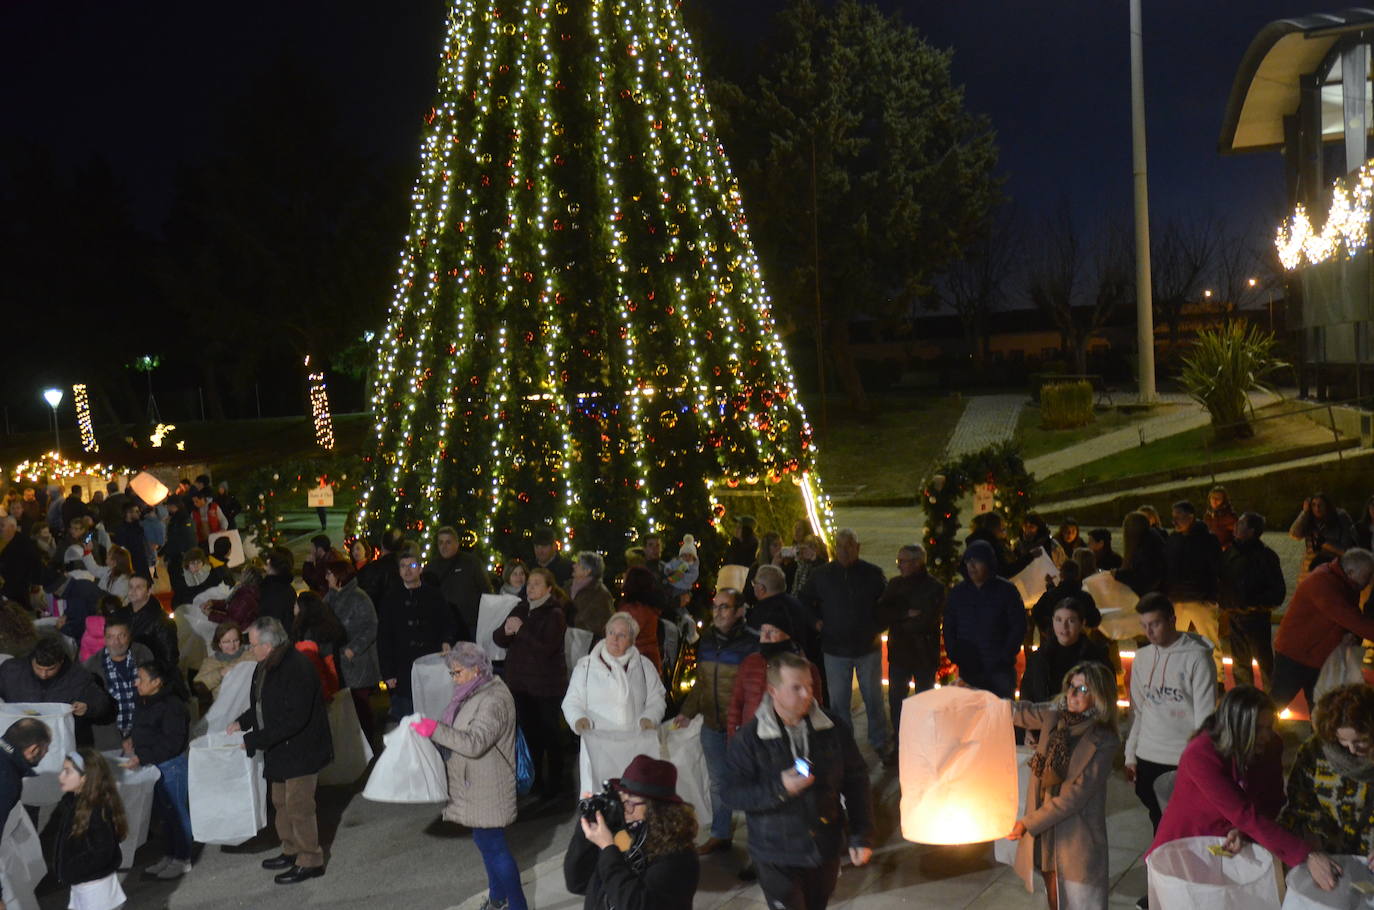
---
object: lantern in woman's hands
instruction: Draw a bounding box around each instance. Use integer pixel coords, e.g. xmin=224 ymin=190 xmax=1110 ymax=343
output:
xmin=899 ymin=686 xmax=1017 ymax=844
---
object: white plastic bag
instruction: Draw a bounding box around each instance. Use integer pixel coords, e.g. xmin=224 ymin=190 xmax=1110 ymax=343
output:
xmin=1083 ymin=570 xmax=1141 ymax=611
xmin=195 ymin=659 xmax=257 ymax=737
xmin=361 ymin=713 xmax=447 ymax=803
xmin=0 ymin=804 xmax=45 ymax=910
xmin=565 ymin=628 xmax=592 ymax=679
xmin=1147 ymin=836 xmax=1280 ymax=910
xmin=173 ymin=605 xmax=211 ymax=672
xmin=475 ymin=593 xmax=521 ymax=662
xmin=899 ymin=686 xmax=1018 ymax=844
xmin=1010 ymin=553 xmax=1059 ymax=607
xmin=1315 ymin=641 xmax=1366 ymax=704
xmin=993 ymin=745 xmax=1037 ymax=866
xmin=0 ymin=702 xmax=75 ymax=806
xmin=319 ymin=689 xmax=374 ymax=785
xmin=104 ymin=750 xmax=160 ymax=868
xmin=207 ymin=529 xmax=245 ymax=568
xmin=660 ymin=717 xmax=712 ymax=839
xmin=1283 ymin=853 xmax=1372 ymax=909
xmin=578 ymin=726 xmax=660 ymax=796
xmin=410 ymin=652 xmax=453 ymax=721
xmin=188 ymin=732 xmax=267 ymax=845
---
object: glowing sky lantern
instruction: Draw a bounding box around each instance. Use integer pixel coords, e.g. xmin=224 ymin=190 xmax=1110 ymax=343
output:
xmin=899 ymin=686 xmax=1018 ymax=844
xmin=129 ymin=471 xmax=169 ymax=507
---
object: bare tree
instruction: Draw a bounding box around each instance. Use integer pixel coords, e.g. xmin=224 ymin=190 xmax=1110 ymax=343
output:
xmin=937 ymin=209 xmax=1018 ymax=366
xmin=1150 ymin=216 xmax=1217 ymax=344
xmin=1025 ymin=209 xmax=1131 ymax=375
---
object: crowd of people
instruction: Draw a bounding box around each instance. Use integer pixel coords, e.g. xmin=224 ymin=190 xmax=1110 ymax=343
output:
xmin=5 ymin=478 xmax=1374 ymax=909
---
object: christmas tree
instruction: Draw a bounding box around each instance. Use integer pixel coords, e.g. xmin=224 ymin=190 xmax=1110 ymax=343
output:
xmin=351 ymin=0 xmax=831 ymax=561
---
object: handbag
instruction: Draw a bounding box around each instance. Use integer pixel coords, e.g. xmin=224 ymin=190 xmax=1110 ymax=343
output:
xmin=514 ymin=725 xmax=535 ymax=796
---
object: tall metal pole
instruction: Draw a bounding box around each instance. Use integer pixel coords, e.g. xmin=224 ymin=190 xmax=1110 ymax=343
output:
xmin=1129 ymin=0 xmax=1156 ymax=402
xmin=810 ymin=135 xmax=828 ymax=436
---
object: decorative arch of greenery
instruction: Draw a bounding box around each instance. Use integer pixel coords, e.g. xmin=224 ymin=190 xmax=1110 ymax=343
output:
xmin=919 ymin=441 xmax=1035 ymax=586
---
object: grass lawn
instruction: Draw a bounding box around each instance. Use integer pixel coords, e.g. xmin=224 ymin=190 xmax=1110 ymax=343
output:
xmin=812 ymin=395 xmax=967 ymax=500
xmin=1016 ymin=403 xmax=1184 ymax=460
xmin=1038 ymin=401 xmax=1341 ymax=496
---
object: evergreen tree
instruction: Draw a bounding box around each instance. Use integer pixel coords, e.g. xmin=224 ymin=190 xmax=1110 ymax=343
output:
xmin=352 ymin=0 xmax=829 ymax=561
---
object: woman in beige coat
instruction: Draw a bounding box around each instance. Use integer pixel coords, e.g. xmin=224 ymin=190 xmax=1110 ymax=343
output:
xmin=1008 ymin=660 xmax=1120 ymax=910
xmin=419 ymin=642 xmax=527 ymax=910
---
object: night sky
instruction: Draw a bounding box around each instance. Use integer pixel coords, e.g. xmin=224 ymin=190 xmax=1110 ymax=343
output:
xmin=1 ymin=0 xmax=1314 ymax=269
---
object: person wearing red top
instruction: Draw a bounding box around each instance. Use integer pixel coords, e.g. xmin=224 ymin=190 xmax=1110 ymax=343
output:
xmin=618 ymin=566 xmax=662 ymax=670
xmin=1271 ymin=549 xmax=1374 ymax=711
xmin=1148 ymin=686 xmax=1340 ymax=895
xmin=1204 ymin=486 xmax=1239 ymax=551
xmin=727 ymin=602 xmax=822 ymax=738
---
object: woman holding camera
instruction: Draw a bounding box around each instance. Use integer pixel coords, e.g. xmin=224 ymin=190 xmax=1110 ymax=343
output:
xmin=412 ymin=642 xmax=526 ymax=910
xmin=565 ymin=754 xmax=700 ymax=910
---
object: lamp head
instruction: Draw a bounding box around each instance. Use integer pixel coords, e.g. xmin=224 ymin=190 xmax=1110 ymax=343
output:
xmin=42 ymin=388 xmax=63 ymax=408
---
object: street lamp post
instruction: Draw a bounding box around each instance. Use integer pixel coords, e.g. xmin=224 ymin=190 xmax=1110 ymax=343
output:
xmin=1130 ymin=0 xmax=1156 ymax=403
xmin=42 ymin=387 xmax=63 ymax=453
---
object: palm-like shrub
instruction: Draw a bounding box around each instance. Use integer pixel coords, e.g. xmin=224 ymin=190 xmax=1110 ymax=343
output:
xmin=1179 ymin=321 xmax=1287 ymax=439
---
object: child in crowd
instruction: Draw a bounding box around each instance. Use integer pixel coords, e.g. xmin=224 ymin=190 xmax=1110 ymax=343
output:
xmin=54 ymin=746 xmax=128 ymax=910
xmin=79 ymin=595 xmax=124 ymax=663
xmin=664 ymin=535 xmax=700 ymax=605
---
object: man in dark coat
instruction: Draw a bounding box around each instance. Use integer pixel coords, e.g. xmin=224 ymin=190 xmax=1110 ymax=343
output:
xmin=747 ymin=564 xmax=820 ymax=667
xmin=112 ymin=501 xmax=151 ymax=577
xmin=0 ymin=635 xmax=112 ymax=745
xmin=529 ymin=527 xmax=573 ymax=588
xmin=379 ymin=548 xmax=459 ymax=721
xmin=943 ymin=539 xmax=1025 ymax=698
xmin=0 ymin=515 xmax=43 ymax=606
xmin=0 ymin=716 xmax=51 ymax=903
xmin=357 ymin=528 xmax=405 ymax=612
xmin=117 ymin=574 xmax=181 ymax=675
xmin=724 ymin=652 xmax=873 ymax=910
xmin=876 ymin=544 xmax=945 ymax=741
xmin=230 ymin=616 xmax=332 ymax=884
xmin=1219 ymin=512 xmax=1287 ymax=688
xmin=161 ymin=496 xmax=197 ymax=579
xmin=1164 ymin=500 xmax=1223 ymax=681
xmin=258 ymin=548 xmax=299 ymax=629
xmin=723 ymin=515 xmax=759 ymax=567
xmin=424 ymin=525 xmax=491 ymax=635
xmin=799 ymin=528 xmax=890 ymax=758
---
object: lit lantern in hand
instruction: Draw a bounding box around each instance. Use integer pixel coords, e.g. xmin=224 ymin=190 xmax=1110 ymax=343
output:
xmin=899 ymin=686 xmax=1017 ymax=844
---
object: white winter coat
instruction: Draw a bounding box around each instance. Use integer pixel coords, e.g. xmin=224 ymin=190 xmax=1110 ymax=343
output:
xmin=561 ymin=640 xmax=665 ymax=732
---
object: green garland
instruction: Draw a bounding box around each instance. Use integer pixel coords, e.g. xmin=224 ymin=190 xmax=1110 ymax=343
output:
xmin=919 ymin=441 xmax=1035 ymax=585
xmin=239 ymin=453 xmax=364 ymax=551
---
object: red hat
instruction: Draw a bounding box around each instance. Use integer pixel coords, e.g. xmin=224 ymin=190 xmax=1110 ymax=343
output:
xmin=611 ymin=754 xmax=683 ymax=804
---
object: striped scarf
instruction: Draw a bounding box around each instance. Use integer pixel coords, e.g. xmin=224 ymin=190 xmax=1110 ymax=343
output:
xmin=104 ymin=651 xmax=139 ymax=733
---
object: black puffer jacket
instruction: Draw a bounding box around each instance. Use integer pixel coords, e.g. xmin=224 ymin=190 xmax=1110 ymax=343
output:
xmin=1164 ymin=522 xmax=1221 ymax=601
xmin=130 ymin=688 xmax=189 ymax=767
xmin=722 ymin=696 xmax=873 ymax=867
xmin=564 ymin=824 xmax=699 ymax=910
xmin=52 ymin=794 xmax=122 ymax=885
xmin=236 ymin=646 xmax=333 ymax=781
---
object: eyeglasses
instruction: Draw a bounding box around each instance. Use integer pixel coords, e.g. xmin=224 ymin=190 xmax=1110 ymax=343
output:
xmin=400 ymin=562 xmax=421 ymax=570
xmin=1069 ymin=684 xmax=1091 ymax=694
xmin=619 ymin=795 xmax=647 ymax=809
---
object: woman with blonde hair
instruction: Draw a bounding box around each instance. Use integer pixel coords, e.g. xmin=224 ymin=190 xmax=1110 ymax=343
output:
xmin=1009 ymin=661 xmax=1120 ymax=909
xmin=1150 ymin=686 xmax=1342 ymax=892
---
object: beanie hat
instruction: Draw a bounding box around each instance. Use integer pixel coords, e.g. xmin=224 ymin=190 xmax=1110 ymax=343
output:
xmin=964 ymin=539 xmax=997 ymax=568
xmin=678 ymin=534 xmax=698 ymax=558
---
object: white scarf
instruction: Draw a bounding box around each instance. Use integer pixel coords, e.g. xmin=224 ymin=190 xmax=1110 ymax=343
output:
xmin=592 ymin=639 xmax=640 ymax=707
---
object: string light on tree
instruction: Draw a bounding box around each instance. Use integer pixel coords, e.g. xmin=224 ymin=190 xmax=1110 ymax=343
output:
xmin=72 ymin=383 xmax=98 ymax=453
xmin=305 ymin=356 xmax=336 ymax=450
xmin=350 ymin=0 xmax=831 ymax=559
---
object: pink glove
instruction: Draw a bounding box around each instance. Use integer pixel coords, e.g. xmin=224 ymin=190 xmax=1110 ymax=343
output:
xmin=410 ymin=718 xmax=438 ymax=737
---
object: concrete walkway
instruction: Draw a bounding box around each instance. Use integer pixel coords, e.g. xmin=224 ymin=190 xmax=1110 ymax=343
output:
xmin=944 ymin=395 xmax=1024 ymax=458
xmin=1025 ymin=391 xmax=1279 ymax=479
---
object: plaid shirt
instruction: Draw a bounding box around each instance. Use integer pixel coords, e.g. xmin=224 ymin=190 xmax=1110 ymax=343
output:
xmin=103 ymin=650 xmax=139 ymax=734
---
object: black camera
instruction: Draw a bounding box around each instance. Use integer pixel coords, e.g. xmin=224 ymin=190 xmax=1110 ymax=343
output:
xmin=577 ymin=781 xmax=625 ymax=831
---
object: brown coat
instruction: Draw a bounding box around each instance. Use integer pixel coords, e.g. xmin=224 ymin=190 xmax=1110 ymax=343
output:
xmin=1012 ymin=701 xmax=1119 ymax=909
xmin=571 ymin=583 xmax=615 ymax=639
xmin=432 ymin=676 xmax=518 ymax=829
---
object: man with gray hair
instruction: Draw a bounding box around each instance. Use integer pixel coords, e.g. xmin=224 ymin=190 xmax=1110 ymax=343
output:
xmin=229 ymin=616 xmax=333 ymax=884
xmin=1272 ymin=547 xmax=1374 ymax=711
xmin=799 ymin=529 xmax=891 ymax=762
xmin=570 ymin=550 xmax=615 ymax=638
xmin=877 ymin=544 xmax=944 ymax=744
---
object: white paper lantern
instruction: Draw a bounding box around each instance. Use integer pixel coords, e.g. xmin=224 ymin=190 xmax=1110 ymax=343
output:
xmin=899 ymin=686 xmax=1017 ymax=844
xmin=129 ymin=471 xmax=169 ymax=507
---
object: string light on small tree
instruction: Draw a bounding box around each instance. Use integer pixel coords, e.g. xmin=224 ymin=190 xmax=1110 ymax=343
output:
xmin=72 ymin=383 xmax=98 ymax=453
xmin=306 ymin=356 xmax=336 ymax=450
